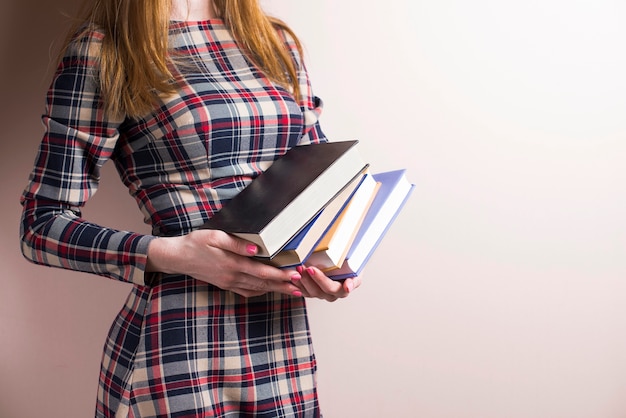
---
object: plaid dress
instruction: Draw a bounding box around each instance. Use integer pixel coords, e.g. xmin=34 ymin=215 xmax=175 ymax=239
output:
xmin=20 ymin=20 xmax=326 ymax=417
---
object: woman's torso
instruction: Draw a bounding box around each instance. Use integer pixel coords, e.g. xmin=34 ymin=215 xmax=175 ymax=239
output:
xmin=112 ymin=20 xmax=323 ymax=237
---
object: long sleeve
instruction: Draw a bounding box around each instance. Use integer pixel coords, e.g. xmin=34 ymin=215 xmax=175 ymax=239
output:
xmin=19 ymin=31 xmax=155 ymax=285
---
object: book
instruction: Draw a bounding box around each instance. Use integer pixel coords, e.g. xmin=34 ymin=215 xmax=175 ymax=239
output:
xmin=200 ymin=140 xmax=368 ymax=257
xmin=306 ymin=171 xmax=381 ymax=271
xmin=261 ymin=171 xmax=368 ymax=267
xmin=327 ymin=169 xmax=415 ymax=280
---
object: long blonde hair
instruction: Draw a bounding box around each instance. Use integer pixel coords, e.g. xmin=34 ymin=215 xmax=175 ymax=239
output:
xmin=66 ymin=0 xmax=303 ymax=118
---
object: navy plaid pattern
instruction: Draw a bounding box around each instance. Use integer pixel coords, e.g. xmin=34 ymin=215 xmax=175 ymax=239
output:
xmin=20 ymin=20 xmax=325 ymax=417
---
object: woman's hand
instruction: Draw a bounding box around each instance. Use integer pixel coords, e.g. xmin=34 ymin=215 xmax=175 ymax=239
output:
xmin=293 ymin=265 xmax=362 ymax=302
xmin=146 ymin=229 xmax=304 ymax=298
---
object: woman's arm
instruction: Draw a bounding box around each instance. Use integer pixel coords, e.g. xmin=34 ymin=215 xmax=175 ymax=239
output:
xmin=19 ymin=30 xmax=155 ymax=285
xmin=146 ymin=230 xmax=304 ymax=297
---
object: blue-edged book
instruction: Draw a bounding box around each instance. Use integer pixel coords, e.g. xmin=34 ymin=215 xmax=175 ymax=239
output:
xmin=327 ymin=169 xmax=415 ymax=280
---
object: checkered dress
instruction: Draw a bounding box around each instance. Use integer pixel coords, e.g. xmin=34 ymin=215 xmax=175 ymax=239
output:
xmin=20 ymin=20 xmax=326 ymax=417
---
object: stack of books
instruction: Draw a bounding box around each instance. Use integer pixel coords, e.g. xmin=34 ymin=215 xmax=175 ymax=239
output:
xmin=200 ymin=140 xmax=414 ymax=280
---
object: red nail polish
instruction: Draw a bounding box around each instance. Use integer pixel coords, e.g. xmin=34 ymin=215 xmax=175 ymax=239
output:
xmin=292 ymin=290 xmax=303 ymax=297
xmin=296 ymin=265 xmax=304 ymax=274
xmin=246 ymin=244 xmax=257 ymax=255
xmin=291 ymin=274 xmax=301 ymax=282
xmin=306 ymin=267 xmax=315 ymax=276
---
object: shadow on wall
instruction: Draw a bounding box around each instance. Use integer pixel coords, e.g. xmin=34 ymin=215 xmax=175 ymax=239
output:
xmin=0 ymin=0 xmax=80 ymax=125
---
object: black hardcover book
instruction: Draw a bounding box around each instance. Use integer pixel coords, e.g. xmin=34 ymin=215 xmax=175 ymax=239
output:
xmin=200 ymin=140 xmax=368 ymax=257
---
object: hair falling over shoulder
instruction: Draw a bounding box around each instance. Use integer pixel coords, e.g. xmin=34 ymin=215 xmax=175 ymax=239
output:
xmin=64 ymin=0 xmax=304 ymax=119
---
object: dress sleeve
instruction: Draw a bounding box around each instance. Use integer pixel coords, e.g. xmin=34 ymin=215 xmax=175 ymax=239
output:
xmin=19 ymin=31 xmax=155 ymax=285
xmin=277 ymin=28 xmax=327 ymax=145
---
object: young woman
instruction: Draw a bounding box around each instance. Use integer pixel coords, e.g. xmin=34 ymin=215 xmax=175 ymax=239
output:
xmin=20 ymin=0 xmax=361 ymax=416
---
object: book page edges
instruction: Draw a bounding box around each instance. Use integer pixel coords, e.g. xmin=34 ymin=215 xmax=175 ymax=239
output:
xmin=328 ymin=181 xmax=415 ymax=280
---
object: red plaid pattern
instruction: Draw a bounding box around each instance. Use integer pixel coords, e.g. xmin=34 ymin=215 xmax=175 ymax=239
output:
xmin=20 ymin=20 xmax=325 ymax=417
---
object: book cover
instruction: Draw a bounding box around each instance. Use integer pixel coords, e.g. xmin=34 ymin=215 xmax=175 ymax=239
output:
xmin=307 ymin=172 xmax=381 ymax=271
xmin=328 ymin=169 xmax=415 ymax=280
xmin=200 ymin=140 xmax=368 ymax=257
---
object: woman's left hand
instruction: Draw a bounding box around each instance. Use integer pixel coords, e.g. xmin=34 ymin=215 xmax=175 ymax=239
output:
xmin=293 ymin=266 xmax=361 ymax=302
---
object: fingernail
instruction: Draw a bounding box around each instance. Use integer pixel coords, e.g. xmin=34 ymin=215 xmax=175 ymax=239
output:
xmin=246 ymin=244 xmax=257 ymax=255
xmin=291 ymin=273 xmax=301 ymax=282
xmin=346 ymin=280 xmax=354 ymax=293
xmin=292 ymin=290 xmax=303 ymax=297
xmin=306 ymin=267 xmax=315 ymax=276
xmin=296 ymin=265 xmax=304 ymax=274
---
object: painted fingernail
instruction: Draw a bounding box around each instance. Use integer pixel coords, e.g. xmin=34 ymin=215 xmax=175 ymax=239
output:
xmin=291 ymin=273 xmax=301 ymax=282
xmin=306 ymin=267 xmax=315 ymax=276
xmin=346 ymin=280 xmax=354 ymax=293
xmin=296 ymin=265 xmax=304 ymax=274
xmin=292 ymin=290 xmax=303 ymax=297
xmin=246 ymin=244 xmax=257 ymax=255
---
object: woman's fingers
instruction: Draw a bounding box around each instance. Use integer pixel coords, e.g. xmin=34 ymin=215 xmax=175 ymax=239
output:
xmin=196 ymin=229 xmax=260 ymax=258
xmin=161 ymin=229 xmax=305 ymax=297
xmin=344 ymin=276 xmax=361 ymax=293
xmin=229 ymin=268 xmax=304 ymax=297
xmin=149 ymin=229 xmax=365 ymax=300
xmin=295 ymin=266 xmax=361 ymax=302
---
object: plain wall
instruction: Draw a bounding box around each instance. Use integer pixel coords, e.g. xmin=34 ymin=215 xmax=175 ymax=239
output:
xmin=2 ymin=1 xmax=626 ymax=417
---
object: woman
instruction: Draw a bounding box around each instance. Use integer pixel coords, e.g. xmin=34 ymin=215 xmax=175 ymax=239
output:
xmin=19 ymin=0 xmax=361 ymax=416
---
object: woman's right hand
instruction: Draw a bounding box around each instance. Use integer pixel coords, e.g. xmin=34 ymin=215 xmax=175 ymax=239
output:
xmin=146 ymin=229 xmax=303 ymax=298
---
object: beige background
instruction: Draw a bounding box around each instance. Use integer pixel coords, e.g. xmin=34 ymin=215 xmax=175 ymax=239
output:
xmin=2 ymin=1 xmax=626 ymax=417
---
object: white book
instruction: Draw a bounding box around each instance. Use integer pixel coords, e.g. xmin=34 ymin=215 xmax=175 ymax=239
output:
xmin=328 ymin=169 xmax=414 ymax=280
